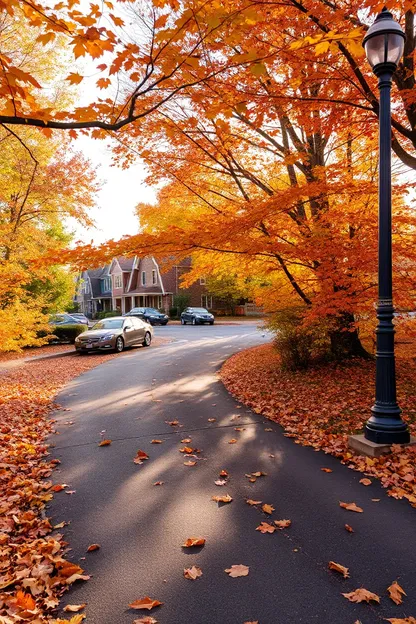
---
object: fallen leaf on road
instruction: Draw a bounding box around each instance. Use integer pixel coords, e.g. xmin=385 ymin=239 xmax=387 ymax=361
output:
xmin=264 ymin=428 xmax=273 ymax=432
xmin=64 ymin=604 xmax=87 ymax=612
xmin=274 ymin=519 xmax=291 ymax=529
xmin=166 ymin=420 xmax=180 ymax=426
xmin=151 ymin=440 xmax=163 ymax=444
xmin=183 ymin=537 xmax=205 ymax=548
xmin=184 ymin=566 xmax=203 ymax=580
xmin=345 ymin=524 xmax=354 ymax=533
xmin=134 ymin=450 xmax=149 ymax=464
xmin=246 ymin=499 xmax=262 ymax=506
xmin=262 ymin=504 xmax=275 ymax=514
xmin=215 ymin=479 xmax=227 ymax=486
xmin=181 ymin=438 xmax=192 ymax=443
xmin=321 ymin=468 xmax=332 ymax=473
xmin=129 ymin=597 xmax=163 ymax=610
xmin=86 ymin=544 xmax=100 ymax=552
xmin=385 ymin=618 xmax=416 ymax=623
xmin=98 ymin=439 xmax=112 ymax=446
xmin=184 ymin=461 xmax=196 ymax=466
xmin=219 ymin=470 xmax=228 ymax=477
xmin=179 ymin=446 xmax=193 ymax=454
xmin=208 ymin=418 xmax=216 ymax=423
xmin=359 ymin=478 xmax=372 ymax=486
xmin=225 ymin=564 xmax=249 ymax=577
xmin=212 ymin=494 xmax=233 ymax=503
xmin=244 ymin=621 xmax=259 ymax=624
xmin=339 ymin=501 xmax=363 ymax=513
xmin=342 ymin=588 xmax=380 ymax=603
xmin=252 ymin=471 xmax=267 ymax=477
xmin=372 ymin=498 xmax=381 ymax=502
xmin=15 ymin=590 xmax=36 ymax=610
xmin=328 ymin=561 xmax=350 ymax=578
xmin=53 ymin=521 xmax=67 ymax=529
xmin=153 ymin=481 xmax=164 ymax=486
xmin=228 ymin=439 xmax=237 ymax=444
xmin=52 ymin=484 xmax=67 ymax=492
xmin=256 ymin=522 xmax=276 ymax=534
xmin=66 ymin=490 xmax=76 ymax=495
xmin=133 ymin=618 xmax=159 ymax=624
xmin=235 ymin=427 xmax=245 ymax=431
xmin=387 ymin=581 xmax=406 ymax=605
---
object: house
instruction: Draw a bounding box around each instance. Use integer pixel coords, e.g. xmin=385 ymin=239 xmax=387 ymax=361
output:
xmin=74 ymin=266 xmax=112 ymax=317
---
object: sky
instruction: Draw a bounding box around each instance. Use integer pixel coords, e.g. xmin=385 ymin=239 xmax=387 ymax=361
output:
xmin=71 ymin=135 xmax=156 ymax=246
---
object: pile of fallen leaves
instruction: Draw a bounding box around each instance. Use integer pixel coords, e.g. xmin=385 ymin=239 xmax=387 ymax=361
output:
xmin=0 ymin=349 xmax=162 ymax=623
xmin=221 ymin=339 xmax=416 ymax=508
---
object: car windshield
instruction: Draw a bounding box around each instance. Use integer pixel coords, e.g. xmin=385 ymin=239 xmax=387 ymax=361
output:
xmin=91 ymin=319 xmax=123 ymax=330
xmin=191 ymin=308 xmax=209 ymax=313
xmin=146 ymin=308 xmax=160 ymax=314
xmin=130 ymin=308 xmax=144 ymax=313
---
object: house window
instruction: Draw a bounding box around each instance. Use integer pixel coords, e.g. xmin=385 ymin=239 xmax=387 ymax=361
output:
xmin=199 ymin=277 xmax=206 ymax=285
xmin=114 ymin=274 xmax=122 ymax=289
xmin=142 ymin=271 xmax=146 ymax=286
xmin=82 ymin=280 xmax=89 ymax=294
xmin=201 ymin=295 xmax=213 ymax=309
xmin=152 ymin=269 xmax=157 ymax=285
xmin=158 ymin=296 xmax=162 ymax=309
xmin=101 ymin=277 xmax=111 ymax=293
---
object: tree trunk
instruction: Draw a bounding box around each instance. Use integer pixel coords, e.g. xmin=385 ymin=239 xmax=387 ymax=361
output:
xmin=329 ymin=312 xmax=371 ymax=360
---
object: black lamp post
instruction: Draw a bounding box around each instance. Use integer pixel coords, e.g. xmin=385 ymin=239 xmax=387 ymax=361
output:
xmin=363 ymin=8 xmax=410 ymax=444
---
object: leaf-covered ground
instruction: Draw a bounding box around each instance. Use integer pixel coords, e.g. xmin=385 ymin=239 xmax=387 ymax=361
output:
xmin=0 ymin=343 xmax=167 ymax=623
xmin=221 ymin=340 xmax=416 ymax=509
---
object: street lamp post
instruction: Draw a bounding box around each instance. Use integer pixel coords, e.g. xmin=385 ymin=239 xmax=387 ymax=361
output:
xmin=363 ymin=8 xmax=410 ymax=444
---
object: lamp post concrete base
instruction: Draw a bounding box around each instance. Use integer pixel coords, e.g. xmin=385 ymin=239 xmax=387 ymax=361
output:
xmin=348 ymin=433 xmax=416 ymax=458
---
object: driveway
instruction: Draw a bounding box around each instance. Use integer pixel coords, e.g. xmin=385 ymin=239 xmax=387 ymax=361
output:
xmin=48 ymin=324 xmax=416 ymax=623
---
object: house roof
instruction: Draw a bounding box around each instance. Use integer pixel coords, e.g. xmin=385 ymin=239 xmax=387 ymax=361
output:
xmin=87 ymin=265 xmax=111 ymax=298
xmin=117 ymin=257 xmax=135 ymax=271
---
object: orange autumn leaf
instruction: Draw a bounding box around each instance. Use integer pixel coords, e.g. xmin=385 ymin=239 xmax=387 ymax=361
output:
xmin=219 ymin=470 xmax=228 ymax=477
xmin=246 ymin=499 xmax=262 ymax=506
xmin=225 ymin=564 xmax=249 ymax=577
xmin=321 ymin=468 xmax=332 ymax=473
xmin=344 ymin=524 xmax=354 ymax=533
xmin=128 ymin=597 xmax=163 ymax=610
xmin=359 ymin=478 xmax=372 ymax=486
xmin=339 ymin=501 xmax=363 ymax=513
xmin=385 ymin=618 xmax=416 ymax=623
xmin=181 ymin=438 xmax=192 ymax=443
xmin=256 ymin=522 xmax=276 ymax=534
xmin=228 ymin=438 xmax=237 ymax=444
xmin=86 ymin=544 xmax=100 ymax=552
xmin=15 ymin=590 xmax=36 ymax=611
xmin=179 ymin=446 xmax=193 ymax=454
xmin=134 ymin=450 xmax=149 ymax=464
xmin=182 ymin=537 xmax=205 ymax=548
xmin=342 ymin=588 xmax=380 ymax=603
xmin=98 ymin=439 xmax=112 ymax=446
xmin=211 ymin=494 xmax=233 ymax=503
xmin=262 ymin=504 xmax=275 ymax=514
xmin=184 ymin=566 xmax=203 ymax=580
xmin=328 ymin=561 xmax=350 ymax=578
xmin=274 ymin=519 xmax=291 ymax=529
xmin=153 ymin=481 xmax=164 ymax=486
xmin=66 ymin=72 xmax=84 ymax=85
xmin=387 ymin=581 xmax=406 ymax=605
xmin=184 ymin=461 xmax=196 ymax=466
xmin=251 ymin=471 xmax=267 ymax=477
xmin=63 ymin=604 xmax=87 ymax=612
xmin=208 ymin=418 xmax=216 ymax=423
xmin=151 ymin=439 xmax=163 ymax=444
xmin=133 ymin=618 xmax=159 ymax=624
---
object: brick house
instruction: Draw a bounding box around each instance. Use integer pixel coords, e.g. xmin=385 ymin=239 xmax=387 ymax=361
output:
xmin=74 ymin=255 xmax=234 ymax=318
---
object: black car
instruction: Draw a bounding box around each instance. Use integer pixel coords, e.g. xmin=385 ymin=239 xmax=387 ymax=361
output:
xmin=125 ymin=307 xmax=169 ymax=326
xmin=181 ymin=307 xmax=214 ymax=325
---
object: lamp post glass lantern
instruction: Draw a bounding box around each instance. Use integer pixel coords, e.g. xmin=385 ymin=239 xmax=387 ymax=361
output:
xmin=363 ymin=8 xmax=410 ymax=444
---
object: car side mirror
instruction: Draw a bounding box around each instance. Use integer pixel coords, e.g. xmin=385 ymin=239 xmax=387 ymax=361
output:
xmin=123 ymin=326 xmax=128 ymax=332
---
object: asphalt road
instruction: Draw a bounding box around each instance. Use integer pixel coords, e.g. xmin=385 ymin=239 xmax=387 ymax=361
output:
xmin=48 ymin=323 xmax=416 ymax=624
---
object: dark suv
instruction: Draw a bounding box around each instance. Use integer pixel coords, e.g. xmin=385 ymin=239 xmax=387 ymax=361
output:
xmin=125 ymin=307 xmax=169 ymax=326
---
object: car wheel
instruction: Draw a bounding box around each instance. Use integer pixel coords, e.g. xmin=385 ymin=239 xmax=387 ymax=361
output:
xmin=162 ymin=321 xmax=168 ymax=326
xmin=115 ymin=336 xmax=124 ymax=353
xmin=181 ymin=318 xmax=186 ymax=325
xmin=210 ymin=321 xmax=214 ymax=325
xmin=142 ymin=331 xmax=152 ymax=347
xmin=192 ymin=318 xmax=196 ymax=325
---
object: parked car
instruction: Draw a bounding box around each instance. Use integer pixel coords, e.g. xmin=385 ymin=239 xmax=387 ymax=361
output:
xmin=75 ymin=316 xmax=153 ymax=353
xmin=50 ymin=313 xmax=84 ymax=327
xmin=181 ymin=307 xmax=214 ymax=325
xmin=125 ymin=307 xmax=169 ymax=326
xmin=68 ymin=313 xmax=89 ymax=325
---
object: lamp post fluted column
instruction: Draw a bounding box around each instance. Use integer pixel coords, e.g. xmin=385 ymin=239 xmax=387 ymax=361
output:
xmin=363 ymin=8 xmax=410 ymax=444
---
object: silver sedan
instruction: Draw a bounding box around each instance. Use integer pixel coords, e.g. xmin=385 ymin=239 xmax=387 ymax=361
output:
xmin=75 ymin=316 xmax=153 ymax=353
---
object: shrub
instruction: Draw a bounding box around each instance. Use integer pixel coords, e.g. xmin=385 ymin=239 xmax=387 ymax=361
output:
xmin=173 ymin=294 xmax=190 ymax=316
xmin=96 ymin=310 xmax=120 ymax=319
xmin=266 ymin=307 xmax=329 ymax=371
xmin=51 ymin=324 xmax=86 ymax=344
xmin=169 ymin=307 xmax=179 ymax=319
